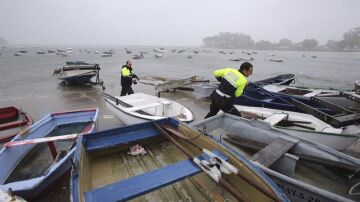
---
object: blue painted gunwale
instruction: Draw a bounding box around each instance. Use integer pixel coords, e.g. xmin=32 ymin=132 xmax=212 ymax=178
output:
xmin=71 ymin=118 xmax=289 ymax=202
xmin=0 ymin=108 xmax=99 ymax=198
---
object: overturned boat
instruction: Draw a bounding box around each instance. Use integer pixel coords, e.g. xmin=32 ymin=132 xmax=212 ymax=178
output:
xmin=53 ymin=61 xmax=101 ymax=84
xmin=70 ymin=118 xmax=288 ymax=202
xmin=192 ymin=113 xmax=360 ymax=202
xmin=103 ymin=93 xmax=194 ymax=125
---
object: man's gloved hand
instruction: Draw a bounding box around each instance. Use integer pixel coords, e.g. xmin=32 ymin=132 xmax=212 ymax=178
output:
xmin=132 ymin=78 xmax=139 ymax=85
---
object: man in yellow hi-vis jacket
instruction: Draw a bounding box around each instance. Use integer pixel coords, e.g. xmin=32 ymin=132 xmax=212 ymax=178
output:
xmin=204 ymin=62 xmax=253 ymax=118
xmin=121 ymin=60 xmax=139 ymax=96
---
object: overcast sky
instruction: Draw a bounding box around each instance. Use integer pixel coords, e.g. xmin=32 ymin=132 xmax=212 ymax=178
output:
xmin=0 ymin=0 xmax=359 ymax=46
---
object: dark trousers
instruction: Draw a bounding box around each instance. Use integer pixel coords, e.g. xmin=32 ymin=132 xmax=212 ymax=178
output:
xmin=204 ymin=92 xmax=241 ymax=119
xmin=120 ymin=85 xmax=134 ymax=96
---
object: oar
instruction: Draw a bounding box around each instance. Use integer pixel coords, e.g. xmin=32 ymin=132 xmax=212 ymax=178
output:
xmin=154 ymin=123 xmax=250 ymax=202
xmin=160 ymin=124 xmax=282 ymax=202
xmin=4 ymin=133 xmax=82 ymax=148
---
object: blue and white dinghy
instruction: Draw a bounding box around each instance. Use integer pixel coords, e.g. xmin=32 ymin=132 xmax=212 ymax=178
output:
xmin=0 ymin=108 xmax=98 ymax=199
xmin=71 ymin=118 xmax=288 ymax=202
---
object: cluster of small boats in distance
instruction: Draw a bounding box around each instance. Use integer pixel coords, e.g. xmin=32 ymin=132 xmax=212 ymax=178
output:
xmin=1 ymin=69 xmax=360 ymax=201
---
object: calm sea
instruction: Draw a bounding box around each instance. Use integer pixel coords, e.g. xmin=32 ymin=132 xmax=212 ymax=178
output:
xmin=0 ymin=45 xmax=359 ymax=201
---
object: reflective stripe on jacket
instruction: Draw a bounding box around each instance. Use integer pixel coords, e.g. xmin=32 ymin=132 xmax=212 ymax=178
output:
xmin=213 ymin=68 xmax=247 ymax=97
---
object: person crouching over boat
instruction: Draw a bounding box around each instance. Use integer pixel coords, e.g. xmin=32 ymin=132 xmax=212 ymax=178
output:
xmin=205 ymin=62 xmax=253 ymax=118
xmin=121 ymin=60 xmax=139 ymax=96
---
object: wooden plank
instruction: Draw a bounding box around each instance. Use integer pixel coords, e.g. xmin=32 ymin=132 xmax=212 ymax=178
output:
xmin=251 ymin=137 xmax=297 ymax=167
xmin=4 ymin=133 xmax=80 ymax=147
xmin=155 ymin=76 xmax=196 ymax=91
xmin=263 ymin=113 xmax=288 ymax=126
xmin=85 ymin=150 xmax=227 ymax=202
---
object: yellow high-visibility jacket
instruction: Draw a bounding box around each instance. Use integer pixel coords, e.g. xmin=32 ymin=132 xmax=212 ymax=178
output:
xmin=214 ymin=68 xmax=247 ymax=97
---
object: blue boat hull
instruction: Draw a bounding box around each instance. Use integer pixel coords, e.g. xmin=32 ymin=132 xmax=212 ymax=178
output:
xmin=0 ymin=108 xmax=99 ymax=199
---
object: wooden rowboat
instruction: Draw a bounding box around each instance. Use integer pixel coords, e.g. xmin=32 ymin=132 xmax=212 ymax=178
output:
xmin=71 ymin=118 xmax=289 ymax=202
xmin=0 ymin=108 xmax=98 ymax=199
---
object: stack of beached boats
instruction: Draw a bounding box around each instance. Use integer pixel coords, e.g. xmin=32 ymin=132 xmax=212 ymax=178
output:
xmin=229 ymin=80 xmax=360 ymax=151
xmin=192 ymin=113 xmax=360 ymax=201
xmin=1 ymin=73 xmax=359 ymax=201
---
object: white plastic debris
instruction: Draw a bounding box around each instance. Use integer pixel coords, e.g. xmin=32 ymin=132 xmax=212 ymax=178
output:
xmin=127 ymin=144 xmax=147 ymax=156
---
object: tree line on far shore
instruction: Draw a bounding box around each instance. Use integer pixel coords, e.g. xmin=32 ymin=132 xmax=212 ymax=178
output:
xmin=202 ymin=27 xmax=360 ymax=51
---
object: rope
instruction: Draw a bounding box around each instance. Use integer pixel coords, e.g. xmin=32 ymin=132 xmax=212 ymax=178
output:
xmin=349 ymin=182 xmax=360 ymax=195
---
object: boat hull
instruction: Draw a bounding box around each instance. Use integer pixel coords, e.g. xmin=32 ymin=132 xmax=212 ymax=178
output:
xmin=0 ymin=108 xmax=99 ymax=199
xmin=71 ymin=118 xmax=288 ymax=202
xmin=55 ymin=70 xmax=97 ymax=83
xmin=104 ymin=93 xmax=194 ymax=125
xmin=235 ymin=105 xmax=359 ymax=150
xmin=192 ymin=113 xmax=360 ymax=202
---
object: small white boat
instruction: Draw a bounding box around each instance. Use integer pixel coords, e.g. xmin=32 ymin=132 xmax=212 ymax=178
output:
xmin=104 ymin=93 xmax=194 ymax=125
xmin=53 ymin=61 xmax=100 ymax=84
xmin=269 ymin=59 xmax=283 ymax=62
xmin=101 ymin=51 xmax=112 ymax=57
xmin=263 ymin=84 xmax=341 ymax=97
xmin=155 ymin=53 xmax=163 ymax=58
xmin=235 ymin=105 xmax=360 ymax=150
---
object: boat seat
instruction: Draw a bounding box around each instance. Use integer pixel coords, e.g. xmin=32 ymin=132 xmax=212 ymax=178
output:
xmin=263 ymin=113 xmax=288 ymax=126
xmin=86 ymin=127 xmax=160 ymax=153
xmin=251 ymin=137 xmax=298 ymax=167
xmin=84 ymin=150 xmax=228 ymax=202
xmin=126 ymin=102 xmax=167 ymax=112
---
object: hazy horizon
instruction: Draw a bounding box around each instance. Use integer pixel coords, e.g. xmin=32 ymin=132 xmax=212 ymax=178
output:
xmin=1 ymin=0 xmax=359 ymax=46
